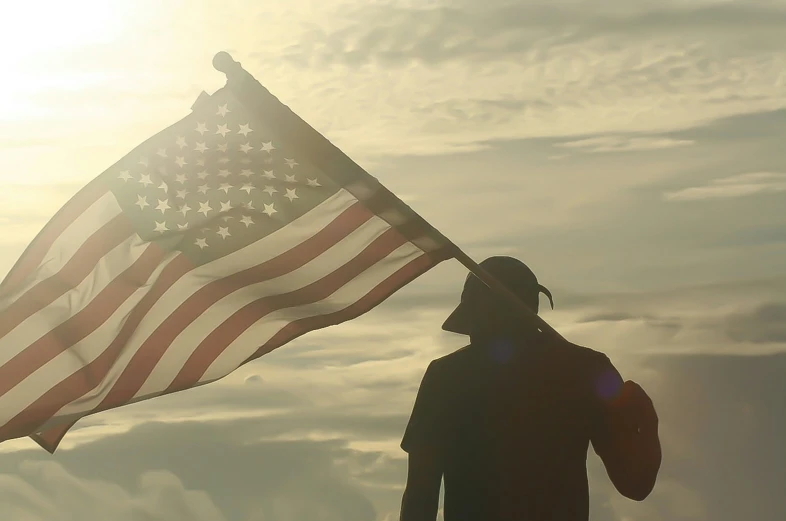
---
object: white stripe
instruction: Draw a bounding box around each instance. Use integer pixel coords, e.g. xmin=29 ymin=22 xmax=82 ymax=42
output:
xmin=202 ymin=242 xmax=425 ymax=383
xmin=136 ymin=212 xmax=395 ymax=397
xmin=0 ymin=233 xmax=148 ymax=367
xmin=0 ymin=251 xmax=179 ymax=431
xmin=27 ymin=189 xmax=363 ymax=426
xmin=0 ymin=193 xmax=122 ymax=308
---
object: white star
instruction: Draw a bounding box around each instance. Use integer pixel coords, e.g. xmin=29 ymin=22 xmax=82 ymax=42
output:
xmin=264 ymin=157 xmax=274 ymax=165
xmin=240 ymin=169 xmax=253 ymax=177
xmin=260 ymin=141 xmax=275 ymax=153
xmin=157 ymin=148 xmax=167 ymax=158
xmin=158 ymin=181 xmax=169 ymax=192
xmin=216 ymin=104 xmax=230 ymax=117
xmin=240 ymin=183 xmax=255 ymax=194
xmin=196 ymin=158 xmax=205 ymax=166
xmin=195 ymin=122 xmax=208 ymax=135
xmin=218 ymin=157 xmax=231 ymax=164
xmin=138 ymin=157 xmax=149 ymax=166
xmin=117 ymin=170 xmax=132 ymax=182
xmin=220 ymin=200 xmax=233 ymax=212
xmin=221 ymin=215 xmax=233 ymax=222
xmin=244 ymin=201 xmax=255 ymax=211
xmin=176 ymin=189 xmax=188 ymax=200
xmin=284 ymin=158 xmax=298 ymax=169
xmin=306 ymin=178 xmax=321 ymax=187
xmin=178 ymin=204 xmax=192 ymax=217
xmin=284 ymin=188 xmax=298 ymax=201
xmin=195 ymin=237 xmax=208 ymax=249
xmin=135 ymin=195 xmax=149 ymax=210
xmin=196 ymin=170 xmax=209 ymax=180
xmin=240 ymin=215 xmax=254 ymax=227
xmin=262 ymin=170 xmax=276 ymax=179
xmin=218 ymin=169 xmax=232 ymax=178
xmin=217 ymin=143 xmax=228 ymax=152
xmin=177 ymin=223 xmax=189 ymax=231
xmin=175 ymin=136 xmax=187 ymax=149
xmin=174 ymin=173 xmax=186 ymax=185
xmin=155 ymin=199 xmax=171 ymax=214
xmin=216 ymin=124 xmax=230 ymax=137
xmin=217 ymin=226 xmax=231 ymax=239
xmin=262 ymin=185 xmax=277 ymax=196
xmin=197 ymin=184 xmax=210 ymax=194
xmin=262 ymin=203 xmax=277 ymax=216
xmin=154 ymin=221 xmax=169 ymax=234
xmin=194 ymin=142 xmax=208 ymax=153
xmin=198 ymin=201 xmax=213 ymax=216
xmin=175 ymin=156 xmax=187 ymax=167
xmin=218 ymin=183 xmax=232 ymax=194
xmin=284 ymin=174 xmax=296 ymax=183
xmin=239 ymin=142 xmax=253 ymax=153
xmin=237 ymin=123 xmax=253 ymax=136
xmin=138 ymin=174 xmax=153 ymax=187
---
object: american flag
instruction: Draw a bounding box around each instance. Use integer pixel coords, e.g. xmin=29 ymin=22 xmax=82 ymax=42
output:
xmin=0 ymin=80 xmax=452 ymax=452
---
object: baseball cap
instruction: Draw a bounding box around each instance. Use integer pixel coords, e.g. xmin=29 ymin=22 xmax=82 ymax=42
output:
xmin=441 ymin=256 xmax=554 ymax=335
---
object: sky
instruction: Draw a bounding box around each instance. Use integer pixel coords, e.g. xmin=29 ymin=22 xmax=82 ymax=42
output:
xmin=0 ymin=0 xmax=785 ymax=519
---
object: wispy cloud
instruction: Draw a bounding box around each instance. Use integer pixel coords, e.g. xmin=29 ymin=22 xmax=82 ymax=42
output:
xmin=664 ymin=171 xmax=786 ymax=201
xmin=556 ymin=135 xmax=695 ymax=153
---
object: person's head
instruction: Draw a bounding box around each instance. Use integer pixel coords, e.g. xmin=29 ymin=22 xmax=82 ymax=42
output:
xmin=441 ymin=256 xmax=554 ymax=337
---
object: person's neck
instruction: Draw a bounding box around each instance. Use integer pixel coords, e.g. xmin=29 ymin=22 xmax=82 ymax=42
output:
xmin=470 ymin=326 xmax=540 ymax=345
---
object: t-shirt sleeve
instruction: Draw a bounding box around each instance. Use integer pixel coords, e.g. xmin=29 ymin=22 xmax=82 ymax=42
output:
xmin=588 ymin=353 xmax=625 ymax=453
xmin=400 ymin=361 xmax=447 ymax=456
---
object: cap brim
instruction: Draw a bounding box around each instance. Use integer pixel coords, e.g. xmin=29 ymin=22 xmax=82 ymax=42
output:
xmin=441 ymin=302 xmax=473 ymax=335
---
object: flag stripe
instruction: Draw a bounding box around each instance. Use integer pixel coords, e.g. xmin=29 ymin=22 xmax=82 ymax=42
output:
xmin=0 ymin=214 xmax=134 ymax=341
xmin=250 ymin=250 xmax=447 ymax=362
xmin=0 ymin=231 xmax=150 ymax=369
xmin=166 ymin=224 xmax=413 ymax=393
xmin=0 ymin=247 xmax=177 ymax=439
xmin=0 ymin=182 xmax=110 ymax=298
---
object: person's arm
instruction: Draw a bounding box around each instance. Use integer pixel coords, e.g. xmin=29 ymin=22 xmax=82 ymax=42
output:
xmin=592 ymin=368 xmax=662 ymax=501
xmin=399 ymin=362 xmax=446 ymax=521
xmin=400 ymin=450 xmax=442 ymax=521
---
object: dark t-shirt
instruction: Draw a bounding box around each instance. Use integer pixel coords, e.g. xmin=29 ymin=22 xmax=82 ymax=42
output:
xmin=401 ymin=334 xmax=623 ymax=521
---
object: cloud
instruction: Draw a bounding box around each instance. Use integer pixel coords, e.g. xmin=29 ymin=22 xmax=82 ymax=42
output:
xmin=555 ymin=135 xmax=695 ymax=153
xmin=0 ymin=460 xmax=226 ymax=521
xmin=663 ymin=171 xmax=786 ymax=201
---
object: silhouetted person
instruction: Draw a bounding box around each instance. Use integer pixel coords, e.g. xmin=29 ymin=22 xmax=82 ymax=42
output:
xmin=400 ymin=256 xmax=661 ymax=521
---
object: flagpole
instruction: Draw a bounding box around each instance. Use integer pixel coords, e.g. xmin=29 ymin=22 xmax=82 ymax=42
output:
xmin=212 ymin=52 xmax=564 ymax=343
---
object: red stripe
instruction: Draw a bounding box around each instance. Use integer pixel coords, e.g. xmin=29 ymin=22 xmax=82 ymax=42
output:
xmin=249 ymin=249 xmax=450 ymax=362
xmin=165 ymin=226 xmax=415 ymax=393
xmin=0 ymin=214 xmax=134 ymax=341
xmin=0 ymin=182 xmax=109 ymax=298
xmin=0 ymin=250 xmax=192 ymax=442
xmin=77 ymin=201 xmax=376 ymax=418
xmin=30 ymin=421 xmax=75 ymax=454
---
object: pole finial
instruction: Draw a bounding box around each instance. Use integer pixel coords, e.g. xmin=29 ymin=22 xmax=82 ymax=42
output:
xmin=213 ymin=52 xmax=239 ymax=75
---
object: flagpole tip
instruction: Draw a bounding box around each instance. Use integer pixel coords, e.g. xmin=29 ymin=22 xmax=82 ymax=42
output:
xmin=213 ymin=52 xmax=239 ymax=74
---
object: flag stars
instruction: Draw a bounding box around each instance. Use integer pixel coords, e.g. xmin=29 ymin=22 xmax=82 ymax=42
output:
xmin=175 ymin=136 xmax=187 ymax=149
xmin=195 ymin=237 xmax=208 ymax=249
xmin=194 ymin=142 xmax=208 ymax=153
xmin=175 ymin=156 xmax=187 ymax=168
xmin=306 ymin=178 xmax=321 ymax=188
xmin=195 ymin=122 xmax=208 ymax=135
xmin=198 ymin=201 xmax=213 ymax=216
xmin=220 ymin=200 xmax=233 ymax=213
xmin=196 ymin=158 xmax=206 ymax=166
xmin=178 ymin=203 xmax=192 ymax=217
xmin=154 ymin=221 xmax=169 ymax=234
xmin=218 ymin=157 xmax=231 ymax=164
xmin=237 ymin=123 xmax=253 ymax=136
xmin=216 ymin=104 xmax=230 ymax=117
xmin=196 ymin=170 xmax=209 ymax=180
xmin=218 ymin=183 xmax=232 ymax=194
xmin=197 ymin=184 xmax=210 ymax=194
xmin=240 ymin=169 xmax=253 ymax=178
xmin=157 ymin=148 xmax=168 ymax=158
xmin=262 ymin=203 xmax=277 ymax=216
xmin=158 ymin=181 xmax=169 ymax=193
xmin=240 ymin=183 xmax=255 ymax=194
xmin=175 ymin=173 xmax=187 ymax=184
xmin=284 ymin=188 xmax=298 ymax=202
xmin=262 ymin=185 xmax=277 ymax=196
xmin=263 ymin=170 xmax=275 ymax=180
xmin=155 ymin=199 xmax=171 ymax=214
xmin=118 ymin=170 xmax=132 ymax=182
xmin=218 ymin=169 xmax=232 ymax=178
xmin=139 ymin=174 xmax=153 ymax=187
xmin=178 ymin=223 xmax=189 ymax=231
xmin=176 ymin=189 xmax=189 ymax=200
xmin=216 ymin=124 xmax=230 ymax=137
xmin=260 ymin=141 xmax=275 ymax=153
xmin=284 ymin=173 xmax=296 ymax=183
xmin=240 ymin=215 xmax=254 ymax=227
xmin=138 ymin=157 xmax=149 ymax=167
xmin=239 ymin=142 xmax=253 ymax=153
xmin=284 ymin=158 xmax=298 ymax=169
xmin=135 ymin=195 xmax=149 ymax=210
xmin=217 ymin=143 xmax=228 ymax=152
xmin=217 ymin=226 xmax=231 ymax=239
xmin=244 ymin=201 xmax=255 ymax=211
